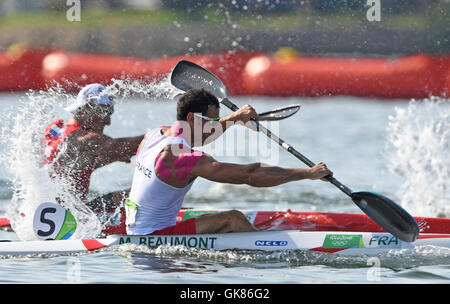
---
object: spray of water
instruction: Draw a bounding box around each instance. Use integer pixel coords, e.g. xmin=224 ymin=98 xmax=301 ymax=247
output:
xmin=0 ymin=77 xmax=177 ymax=240
xmin=385 ymin=97 xmax=449 ymax=217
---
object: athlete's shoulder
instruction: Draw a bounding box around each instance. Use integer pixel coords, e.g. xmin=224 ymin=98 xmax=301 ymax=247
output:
xmin=71 ymin=130 xmax=108 ymax=148
xmin=45 ymin=119 xmax=64 ymax=129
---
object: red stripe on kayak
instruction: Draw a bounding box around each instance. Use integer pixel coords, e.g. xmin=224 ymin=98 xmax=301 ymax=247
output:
xmin=309 ymin=247 xmax=347 ymax=253
xmin=0 ymin=218 xmax=10 ymax=227
xmin=417 ymin=234 xmax=450 ymax=239
xmin=82 ymin=239 xmax=107 ymax=251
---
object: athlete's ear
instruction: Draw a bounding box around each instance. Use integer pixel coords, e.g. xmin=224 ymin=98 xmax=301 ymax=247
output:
xmin=186 ymin=112 xmax=195 ymax=124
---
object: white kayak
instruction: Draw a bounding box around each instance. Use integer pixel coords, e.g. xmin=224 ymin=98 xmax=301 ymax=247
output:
xmin=1 ymin=230 xmax=449 ymax=256
xmin=2 ymin=203 xmax=449 ymax=257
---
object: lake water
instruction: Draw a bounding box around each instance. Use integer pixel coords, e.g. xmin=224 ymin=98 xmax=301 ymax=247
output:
xmin=0 ymin=86 xmax=449 ymax=286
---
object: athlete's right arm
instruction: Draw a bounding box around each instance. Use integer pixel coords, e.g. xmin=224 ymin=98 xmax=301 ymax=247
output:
xmin=190 ymin=154 xmax=332 ymax=187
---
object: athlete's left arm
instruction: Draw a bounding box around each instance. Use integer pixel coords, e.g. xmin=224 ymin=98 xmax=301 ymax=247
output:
xmin=83 ymin=133 xmax=145 ymax=167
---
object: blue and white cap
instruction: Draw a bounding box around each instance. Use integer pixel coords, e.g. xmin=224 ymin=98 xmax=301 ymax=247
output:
xmin=65 ymin=83 xmax=113 ymax=113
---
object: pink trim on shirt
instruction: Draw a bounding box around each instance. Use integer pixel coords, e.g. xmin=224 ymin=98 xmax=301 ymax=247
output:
xmin=173 ymin=150 xmax=205 ymax=182
xmin=155 ymin=153 xmax=172 ymax=180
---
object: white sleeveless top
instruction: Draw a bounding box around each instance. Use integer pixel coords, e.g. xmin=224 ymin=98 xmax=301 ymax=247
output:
xmin=125 ymin=127 xmax=195 ymax=235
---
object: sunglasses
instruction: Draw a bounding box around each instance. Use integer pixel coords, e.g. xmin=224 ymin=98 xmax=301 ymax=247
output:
xmin=194 ymin=113 xmax=221 ymax=122
xmin=86 ymin=102 xmax=114 ymax=118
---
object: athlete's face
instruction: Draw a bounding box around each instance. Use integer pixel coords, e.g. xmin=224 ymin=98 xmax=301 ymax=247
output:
xmin=94 ymin=104 xmax=114 ymax=125
xmin=80 ymin=103 xmax=114 ymax=132
xmin=199 ymin=105 xmax=220 ymax=143
xmin=188 ymin=105 xmax=221 ymax=146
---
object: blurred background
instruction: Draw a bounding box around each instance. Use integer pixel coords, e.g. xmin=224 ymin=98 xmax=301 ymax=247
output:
xmin=1 ymin=0 xmax=448 ymax=98
xmin=0 ymin=0 xmax=448 ymax=58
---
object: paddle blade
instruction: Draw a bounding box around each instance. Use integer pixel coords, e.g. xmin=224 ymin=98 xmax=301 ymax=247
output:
xmin=258 ymin=105 xmax=300 ymax=121
xmin=171 ymin=60 xmax=228 ymax=99
xmin=351 ymin=191 xmax=419 ymax=242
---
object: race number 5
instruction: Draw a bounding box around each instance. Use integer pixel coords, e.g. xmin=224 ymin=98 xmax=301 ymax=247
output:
xmin=37 ymin=207 xmax=57 ymax=237
xmin=33 ymin=202 xmax=77 ymax=240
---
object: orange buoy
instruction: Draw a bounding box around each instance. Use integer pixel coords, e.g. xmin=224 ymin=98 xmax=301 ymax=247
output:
xmin=41 ymin=50 xmax=257 ymax=94
xmin=241 ymin=54 xmax=449 ymax=99
xmin=0 ymin=44 xmax=50 ymax=91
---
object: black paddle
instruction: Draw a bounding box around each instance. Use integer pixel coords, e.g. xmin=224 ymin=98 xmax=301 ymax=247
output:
xmin=258 ymin=105 xmax=300 ymax=121
xmin=170 ymin=60 xmax=420 ymax=243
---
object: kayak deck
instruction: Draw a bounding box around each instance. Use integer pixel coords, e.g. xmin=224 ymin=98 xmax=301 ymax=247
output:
xmin=1 ymin=230 xmax=449 ymax=256
xmin=3 ymin=208 xmax=450 ymax=235
xmin=101 ymin=209 xmax=450 ymax=235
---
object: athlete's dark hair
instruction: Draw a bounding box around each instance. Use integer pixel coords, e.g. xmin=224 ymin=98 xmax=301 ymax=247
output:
xmin=176 ymin=89 xmax=220 ymax=121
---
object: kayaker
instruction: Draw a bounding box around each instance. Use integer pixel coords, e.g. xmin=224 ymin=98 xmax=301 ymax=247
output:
xmin=43 ymin=83 xmax=144 ymax=211
xmin=126 ymin=89 xmax=332 ymax=235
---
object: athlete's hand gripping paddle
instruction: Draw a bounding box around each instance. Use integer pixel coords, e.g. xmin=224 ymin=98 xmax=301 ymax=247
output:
xmin=170 ymin=60 xmax=420 ymax=243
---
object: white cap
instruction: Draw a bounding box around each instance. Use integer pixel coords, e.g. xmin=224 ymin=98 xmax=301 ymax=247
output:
xmin=65 ymin=83 xmax=113 ymax=113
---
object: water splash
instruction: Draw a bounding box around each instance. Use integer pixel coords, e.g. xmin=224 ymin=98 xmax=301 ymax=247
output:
xmin=0 ymin=85 xmax=99 ymax=240
xmin=385 ymin=97 xmax=449 ymax=217
xmin=107 ymin=77 xmax=181 ymax=100
xmin=0 ymin=77 xmax=177 ymax=240
xmin=106 ymin=243 xmax=450 ymax=270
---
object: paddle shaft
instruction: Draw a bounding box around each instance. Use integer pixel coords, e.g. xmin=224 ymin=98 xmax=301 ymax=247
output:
xmin=222 ymin=98 xmax=354 ymax=197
